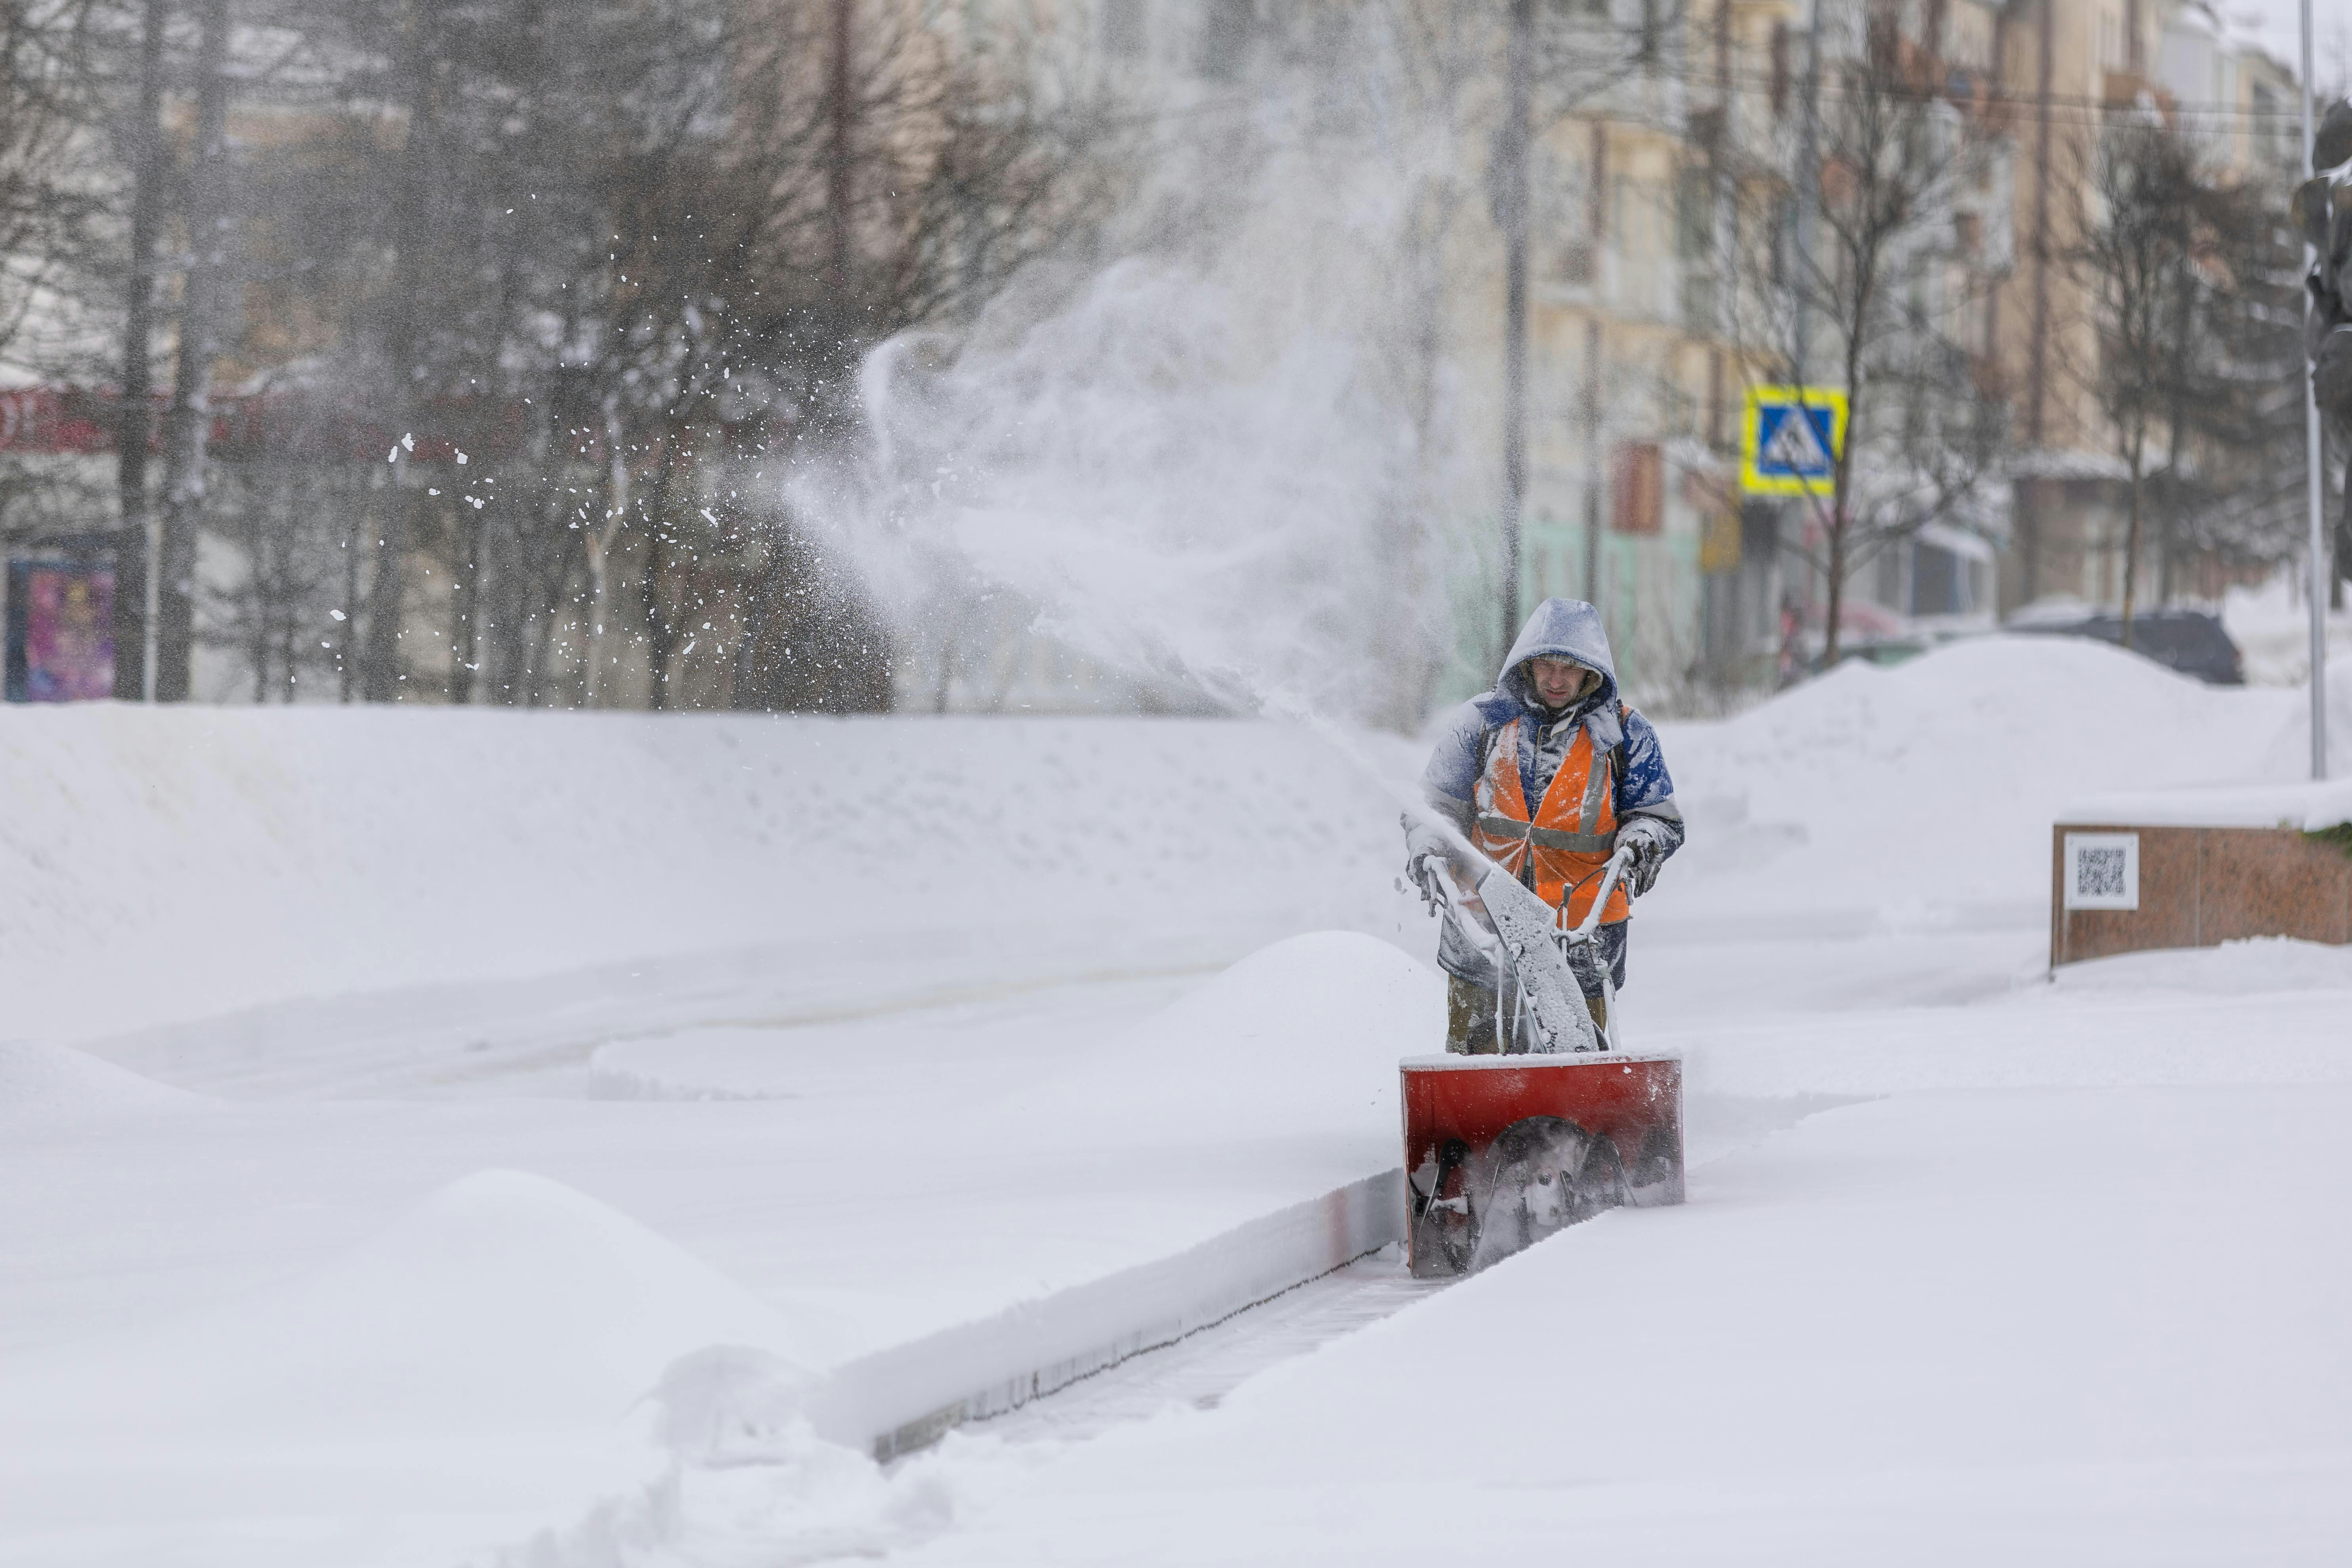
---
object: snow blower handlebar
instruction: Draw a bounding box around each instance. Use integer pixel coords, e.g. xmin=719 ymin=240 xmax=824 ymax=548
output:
xmin=1556 ymin=844 xmax=1637 ymax=1052
xmin=1561 ymin=845 xmax=1636 ymax=949
xmin=1406 ymin=824 xmax=1640 ymax=1054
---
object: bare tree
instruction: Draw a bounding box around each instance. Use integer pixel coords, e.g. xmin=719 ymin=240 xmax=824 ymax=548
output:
xmin=2065 ymin=119 xmax=2317 ymax=630
xmin=2156 ymin=135 xmax=2321 ymax=597
xmin=198 ymin=447 xmax=349 ymax=700
xmin=1719 ymin=8 xmax=2010 ymax=664
xmin=2064 ymin=118 xmax=2209 ymax=645
xmin=578 ymin=1 xmax=1120 ymax=713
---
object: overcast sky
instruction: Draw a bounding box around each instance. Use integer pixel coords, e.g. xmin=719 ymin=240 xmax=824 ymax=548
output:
xmin=2226 ymin=0 xmax=2350 ymax=88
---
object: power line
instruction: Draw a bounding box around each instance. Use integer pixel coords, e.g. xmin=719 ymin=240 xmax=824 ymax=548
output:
xmin=1081 ymin=40 xmax=2329 ymax=139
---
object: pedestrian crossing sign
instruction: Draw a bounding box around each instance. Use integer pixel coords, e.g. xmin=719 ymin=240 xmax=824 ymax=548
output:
xmin=1741 ymin=386 xmax=1847 ymax=495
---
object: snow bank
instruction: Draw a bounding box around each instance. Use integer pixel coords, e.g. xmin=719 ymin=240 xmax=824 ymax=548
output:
xmin=1 ymin=1169 xmax=811 ymax=1444
xmin=10 ymin=633 xmax=2337 ymax=1049
xmin=2222 ymin=571 xmax=2352 ymax=686
xmin=1012 ymin=931 xmax=1441 ymax=1147
xmin=1651 ymin=635 xmax=2345 ymax=930
xmin=0 ymin=706 xmax=1420 ymax=1042
xmin=2047 ymin=934 xmax=2352 ymax=994
xmin=0 ymin=1041 xmax=206 ymax=1130
xmin=489 ymin=1347 xmax=952 ymax=1568
xmin=1656 ymin=937 xmax=2352 ymax=1101
xmin=0 ymin=934 xmax=1439 ymax=1566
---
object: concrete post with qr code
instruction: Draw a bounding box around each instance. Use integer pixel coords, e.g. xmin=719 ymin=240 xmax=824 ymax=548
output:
xmin=2049 ymin=787 xmax=2352 ymax=968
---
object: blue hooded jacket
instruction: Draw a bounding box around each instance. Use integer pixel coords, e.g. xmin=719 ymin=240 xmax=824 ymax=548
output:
xmin=1421 ymin=597 xmax=1683 ymax=872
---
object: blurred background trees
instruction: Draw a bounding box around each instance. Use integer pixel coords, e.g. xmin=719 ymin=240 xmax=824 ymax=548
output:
xmin=2064 ymin=116 xmax=2309 ymax=636
xmin=16 ymin=0 xmax=1116 ymax=713
xmin=0 ymin=0 xmax=2333 ymax=719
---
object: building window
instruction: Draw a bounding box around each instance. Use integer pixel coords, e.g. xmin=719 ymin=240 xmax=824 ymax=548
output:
xmin=1610 ymin=443 xmax=1664 ymax=534
xmin=1912 ymin=542 xmax=1960 ymax=614
xmin=1681 ymin=271 xmax=1717 ymax=335
xmin=1104 ymin=0 xmax=1146 ymax=59
xmin=1199 ymin=0 xmax=1252 ymax=81
xmin=1675 ymin=166 xmax=1713 ymax=259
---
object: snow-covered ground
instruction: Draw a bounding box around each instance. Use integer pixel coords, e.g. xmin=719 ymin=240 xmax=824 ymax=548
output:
xmin=2222 ymin=572 xmax=2352 ymax=688
xmin=2 ymin=635 xmax=2348 ymax=1565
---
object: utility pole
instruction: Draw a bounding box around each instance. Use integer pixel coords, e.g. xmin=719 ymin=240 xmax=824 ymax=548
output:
xmin=1787 ymin=0 xmax=1825 ymax=639
xmin=2303 ymin=0 xmax=2329 ymax=779
xmin=1499 ymin=0 xmax=1534 ymax=650
xmin=120 ymin=0 xmax=166 ymax=702
xmin=1791 ymin=0 xmax=1823 ymax=383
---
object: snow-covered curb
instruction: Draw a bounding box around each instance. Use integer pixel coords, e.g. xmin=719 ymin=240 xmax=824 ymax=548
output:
xmin=807 ymin=1168 xmax=1405 ymax=1459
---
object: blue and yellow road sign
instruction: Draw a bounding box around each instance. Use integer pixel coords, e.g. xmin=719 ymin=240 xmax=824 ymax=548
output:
xmin=1741 ymin=386 xmax=1847 ymax=495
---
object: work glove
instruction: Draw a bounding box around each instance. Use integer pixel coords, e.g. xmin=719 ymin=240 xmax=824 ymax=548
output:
xmin=1615 ymin=815 xmax=1676 ymax=898
xmin=1401 ymin=815 xmax=1460 ymax=913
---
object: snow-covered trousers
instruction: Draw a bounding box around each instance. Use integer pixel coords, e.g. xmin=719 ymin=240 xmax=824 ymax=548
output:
xmin=1443 ymin=922 xmax=1628 ymax=1055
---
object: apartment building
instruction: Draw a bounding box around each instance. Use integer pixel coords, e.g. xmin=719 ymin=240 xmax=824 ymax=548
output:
xmin=1037 ymin=0 xmax=2044 ymax=700
xmin=1996 ymin=0 xmax=2304 ymax=615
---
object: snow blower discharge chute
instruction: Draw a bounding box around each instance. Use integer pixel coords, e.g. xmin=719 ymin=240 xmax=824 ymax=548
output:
xmin=1403 ymin=844 xmax=1685 ymax=1278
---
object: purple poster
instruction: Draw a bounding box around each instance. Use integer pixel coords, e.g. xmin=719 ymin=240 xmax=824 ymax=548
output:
xmin=8 ymin=562 xmax=115 ymax=702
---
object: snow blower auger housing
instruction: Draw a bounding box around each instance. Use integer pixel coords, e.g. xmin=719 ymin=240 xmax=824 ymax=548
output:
xmin=1401 ymin=1052 xmax=1684 ymax=1277
xmin=1402 ymin=842 xmax=1685 ymax=1278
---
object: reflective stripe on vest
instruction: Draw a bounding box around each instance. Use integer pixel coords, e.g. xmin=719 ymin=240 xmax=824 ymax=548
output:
xmin=1472 ymin=814 xmax=1615 ymax=854
xmin=1468 ymin=714 xmax=1629 ymax=926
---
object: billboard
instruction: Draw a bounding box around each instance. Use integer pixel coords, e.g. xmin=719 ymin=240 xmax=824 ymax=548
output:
xmin=4 ymin=558 xmax=116 ymax=702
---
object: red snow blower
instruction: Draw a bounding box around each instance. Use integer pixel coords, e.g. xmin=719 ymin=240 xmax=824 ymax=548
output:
xmin=1403 ymin=845 xmax=1686 ymax=1278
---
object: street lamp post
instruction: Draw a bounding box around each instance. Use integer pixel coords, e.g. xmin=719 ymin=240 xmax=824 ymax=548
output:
xmin=2303 ymin=0 xmax=2329 ymax=780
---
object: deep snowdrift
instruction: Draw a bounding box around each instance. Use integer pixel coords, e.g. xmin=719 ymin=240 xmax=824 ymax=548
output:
xmin=0 ymin=707 xmax=1423 ymax=1041
xmin=7 ymin=632 xmax=2340 ymax=1047
xmin=1652 ymin=636 xmax=2352 ymax=931
xmin=5 ymin=635 xmax=2350 ymax=1566
xmin=0 ymin=1039 xmax=205 ymax=1127
xmin=2 ymin=1169 xmax=813 ymax=1444
xmin=0 ymin=932 xmax=1440 ymax=1566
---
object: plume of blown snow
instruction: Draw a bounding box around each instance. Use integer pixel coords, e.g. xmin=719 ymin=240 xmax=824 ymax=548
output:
xmin=794 ymin=65 xmax=1478 ymax=730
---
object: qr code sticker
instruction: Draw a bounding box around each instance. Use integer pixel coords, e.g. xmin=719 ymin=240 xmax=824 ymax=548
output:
xmin=2064 ymin=833 xmax=2138 ymax=910
xmin=2076 ymin=847 xmax=2127 ymax=899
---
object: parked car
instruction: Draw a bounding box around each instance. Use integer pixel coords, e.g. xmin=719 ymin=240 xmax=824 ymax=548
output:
xmin=1811 ymin=636 xmax=1931 ymax=672
xmin=2008 ymin=607 xmax=2245 ymax=685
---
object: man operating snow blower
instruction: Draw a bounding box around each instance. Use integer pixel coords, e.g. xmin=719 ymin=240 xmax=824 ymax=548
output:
xmin=1405 ymin=598 xmax=1684 ymax=1054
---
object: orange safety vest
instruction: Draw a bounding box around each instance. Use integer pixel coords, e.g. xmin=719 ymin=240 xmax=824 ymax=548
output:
xmin=1469 ymin=714 xmax=1629 ymax=927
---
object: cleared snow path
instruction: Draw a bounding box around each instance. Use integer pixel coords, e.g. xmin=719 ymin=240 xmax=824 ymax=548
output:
xmin=846 ymin=1088 xmax=1851 ymax=1461
xmin=963 ymin=1244 xmax=1440 ymax=1447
